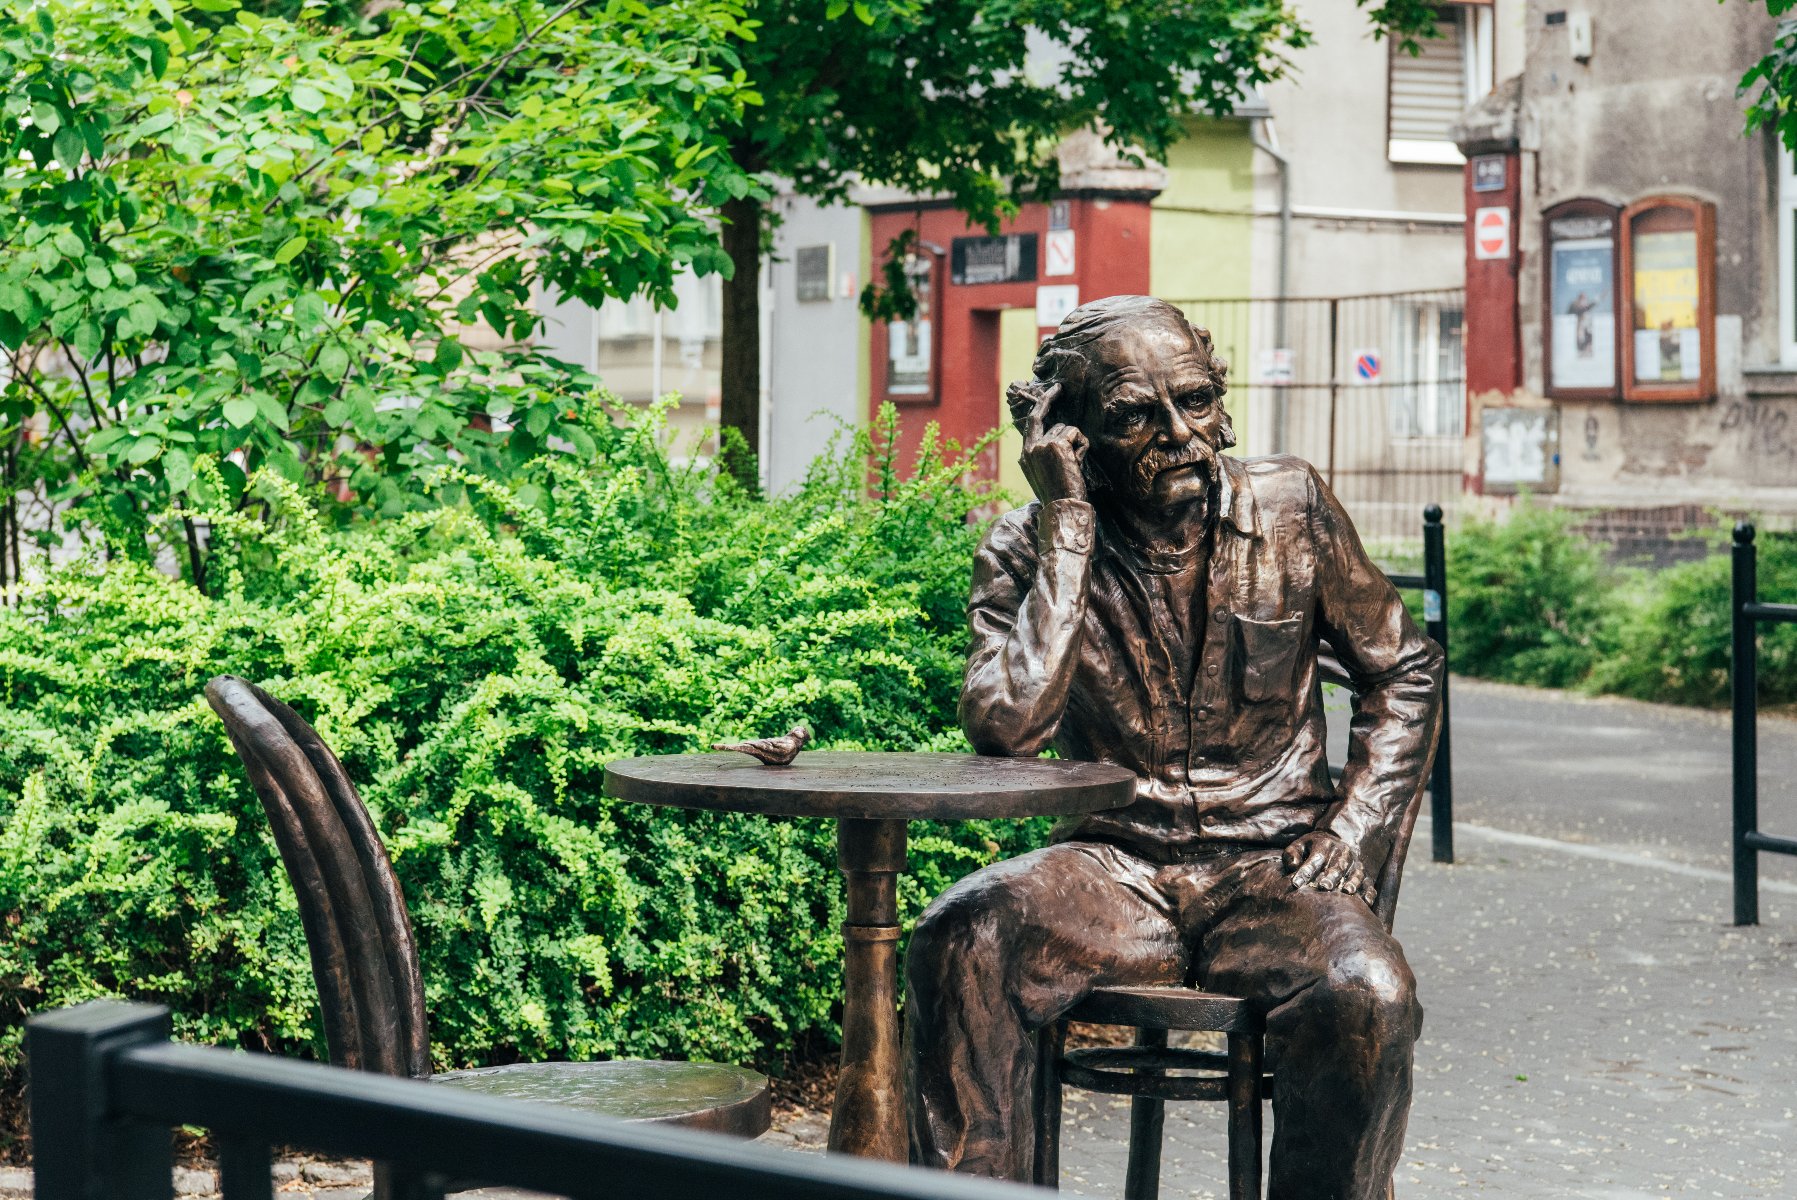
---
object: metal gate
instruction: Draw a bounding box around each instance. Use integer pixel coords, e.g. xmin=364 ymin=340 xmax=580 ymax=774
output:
xmin=1168 ymin=290 xmax=1465 ymax=542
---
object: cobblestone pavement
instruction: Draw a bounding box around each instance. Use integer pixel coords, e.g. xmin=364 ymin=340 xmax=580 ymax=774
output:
xmin=1055 ymin=821 xmax=1797 ymax=1199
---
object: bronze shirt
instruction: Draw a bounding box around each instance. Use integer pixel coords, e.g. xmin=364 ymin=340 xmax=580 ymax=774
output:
xmin=960 ymin=454 xmax=1443 ymax=862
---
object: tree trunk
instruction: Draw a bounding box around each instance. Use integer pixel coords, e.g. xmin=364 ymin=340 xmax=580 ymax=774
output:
xmin=718 ymin=193 xmax=762 ymax=489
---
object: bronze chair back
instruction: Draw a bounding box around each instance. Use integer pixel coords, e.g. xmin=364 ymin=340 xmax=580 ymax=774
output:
xmin=205 ymin=675 xmax=431 ymax=1079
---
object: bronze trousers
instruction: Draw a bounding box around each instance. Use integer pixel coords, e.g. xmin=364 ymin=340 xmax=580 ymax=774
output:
xmin=903 ymin=839 xmax=1422 ymax=1198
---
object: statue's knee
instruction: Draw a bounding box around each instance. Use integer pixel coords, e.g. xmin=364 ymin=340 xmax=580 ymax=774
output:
xmin=1314 ymin=949 xmax=1422 ymax=1039
xmin=909 ymin=889 xmax=994 ymax=976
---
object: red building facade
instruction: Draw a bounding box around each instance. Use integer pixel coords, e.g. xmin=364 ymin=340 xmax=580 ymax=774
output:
xmin=866 ymin=196 xmax=1154 ymax=480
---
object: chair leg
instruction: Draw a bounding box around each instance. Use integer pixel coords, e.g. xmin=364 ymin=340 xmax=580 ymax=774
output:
xmin=1122 ymin=1027 xmax=1169 ymax=1200
xmin=1032 ymin=1019 xmax=1068 ymax=1189
xmin=1225 ymin=1032 xmax=1264 ymax=1200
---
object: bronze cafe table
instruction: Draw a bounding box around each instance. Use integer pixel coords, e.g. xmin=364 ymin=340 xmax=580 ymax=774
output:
xmin=601 ymin=750 xmax=1135 ymax=1162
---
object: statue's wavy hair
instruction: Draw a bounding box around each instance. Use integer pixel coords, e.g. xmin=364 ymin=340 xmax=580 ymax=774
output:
xmin=1005 ymin=295 xmax=1234 ymax=450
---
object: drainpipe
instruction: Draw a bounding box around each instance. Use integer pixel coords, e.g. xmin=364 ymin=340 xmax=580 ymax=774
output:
xmin=1249 ymin=116 xmax=1291 ymax=454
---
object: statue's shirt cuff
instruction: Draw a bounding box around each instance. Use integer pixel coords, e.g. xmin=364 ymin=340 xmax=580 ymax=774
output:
xmin=1040 ymin=499 xmax=1096 ymax=555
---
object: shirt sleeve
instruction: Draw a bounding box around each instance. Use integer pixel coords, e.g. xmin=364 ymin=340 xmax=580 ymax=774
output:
xmin=959 ymin=500 xmax=1096 ymax=756
xmin=1306 ymin=467 xmax=1445 ymax=864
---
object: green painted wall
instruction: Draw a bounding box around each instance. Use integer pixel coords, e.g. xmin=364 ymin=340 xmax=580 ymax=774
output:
xmin=1151 ymin=118 xmax=1257 ymax=454
xmin=1150 ymin=118 xmax=1255 ymax=301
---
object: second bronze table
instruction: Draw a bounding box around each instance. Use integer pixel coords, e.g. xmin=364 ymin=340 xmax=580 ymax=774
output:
xmin=602 ymin=750 xmax=1135 ymax=1162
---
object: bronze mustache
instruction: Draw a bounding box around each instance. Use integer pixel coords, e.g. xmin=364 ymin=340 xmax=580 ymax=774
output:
xmin=1131 ymin=441 xmax=1216 ymax=493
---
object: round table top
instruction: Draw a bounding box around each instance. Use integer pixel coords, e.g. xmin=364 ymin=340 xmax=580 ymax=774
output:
xmin=602 ymin=751 xmax=1137 ymax=820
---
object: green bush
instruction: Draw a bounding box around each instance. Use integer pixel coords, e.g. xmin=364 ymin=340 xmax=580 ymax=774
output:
xmin=0 ymin=403 xmax=1039 ymax=1154
xmin=1590 ymin=530 xmax=1797 ymax=708
xmin=1444 ymin=502 xmax=1616 ymax=689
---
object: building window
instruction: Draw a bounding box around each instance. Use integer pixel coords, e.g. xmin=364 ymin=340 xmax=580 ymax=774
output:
xmin=885 ymin=252 xmax=939 ymax=402
xmin=1780 ymin=146 xmax=1797 ymax=366
xmin=1543 ymin=199 xmax=1621 ymax=399
xmin=1389 ymin=298 xmax=1465 ymax=438
xmin=594 ymin=271 xmax=724 ymax=407
xmin=1388 ymin=2 xmax=1494 ymax=166
xmin=1619 ymin=196 xmax=1716 ymax=403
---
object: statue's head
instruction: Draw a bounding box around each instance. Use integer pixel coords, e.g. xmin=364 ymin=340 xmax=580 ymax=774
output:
xmin=1010 ymin=295 xmax=1234 ymax=513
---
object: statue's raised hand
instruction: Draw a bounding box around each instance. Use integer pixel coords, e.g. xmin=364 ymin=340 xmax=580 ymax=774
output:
xmin=1009 ymin=380 xmax=1088 ymax=506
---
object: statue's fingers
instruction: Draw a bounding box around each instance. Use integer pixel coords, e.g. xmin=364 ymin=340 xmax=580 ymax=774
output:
xmin=1341 ymin=861 xmax=1367 ymax=896
xmin=1282 ymin=840 xmax=1306 ymax=872
xmin=1315 ymin=849 xmax=1350 ymax=891
xmin=1289 ymin=848 xmax=1325 ymax=888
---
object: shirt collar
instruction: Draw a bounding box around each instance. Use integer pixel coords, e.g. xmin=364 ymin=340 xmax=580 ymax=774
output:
xmin=1216 ymin=455 xmax=1260 ymax=539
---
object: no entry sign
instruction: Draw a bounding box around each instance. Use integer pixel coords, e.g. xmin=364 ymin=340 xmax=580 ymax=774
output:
xmin=1473 ymin=206 xmax=1511 ymax=260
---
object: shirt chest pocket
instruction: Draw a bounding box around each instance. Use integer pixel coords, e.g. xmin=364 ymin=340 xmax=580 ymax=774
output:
xmin=1233 ymin=614 xmax=1306 ymax=703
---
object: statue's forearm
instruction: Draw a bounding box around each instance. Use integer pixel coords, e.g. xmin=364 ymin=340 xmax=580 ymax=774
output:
xmin=960 ymin=500 xmax=1095 ymax=756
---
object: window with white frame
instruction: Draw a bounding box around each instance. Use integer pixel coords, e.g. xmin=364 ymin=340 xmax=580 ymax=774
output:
xmin=1388 ymin=2 xmax=1495 ymax=166
xmin=592 ymin=271 xmax=724 ymax=406
xmin=1388 ymin=300 xmax=1465 ymax=438
xmin=1780 ymin=145 xmax=1797 ymax=365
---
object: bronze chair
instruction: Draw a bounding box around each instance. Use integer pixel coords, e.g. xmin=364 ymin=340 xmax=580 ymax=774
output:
xmin=204 ymin=675 xmax=771 ymax=1137
xmin=1030 ymin=656 xmax=1430 ymax=1200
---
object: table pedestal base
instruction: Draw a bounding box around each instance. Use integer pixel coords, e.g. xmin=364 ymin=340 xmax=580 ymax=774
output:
xmin=827 ymin=817 xmax=909 ymax=1162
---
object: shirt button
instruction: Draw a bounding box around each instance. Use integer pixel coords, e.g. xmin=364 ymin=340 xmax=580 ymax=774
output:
xmin=1206 ymin=663 xmax=1220 ymax=677
xmin=1213 ymin=607 xmax=1229 ymax=622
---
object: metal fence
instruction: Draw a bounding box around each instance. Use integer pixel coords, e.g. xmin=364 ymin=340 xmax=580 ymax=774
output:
xmin=1730 ymin=523 xmax=1797 ymax=926
xmin=28 ymin=1000 xmax=1030 ymax=1200
xmin=1167 ymin=290 xmax=1465 ymax=542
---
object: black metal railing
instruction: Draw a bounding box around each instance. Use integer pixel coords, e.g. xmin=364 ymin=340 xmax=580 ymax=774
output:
xmin=1327 ymin=505 xmax=1453 ymax=864
xmin=27 ymin=1001 xmax=1028 ymax=1200
xmin=1731 ymin=523 xmax=1797 ymax=926
xmin=1390 ymin=504 xmax=1454 ymax=865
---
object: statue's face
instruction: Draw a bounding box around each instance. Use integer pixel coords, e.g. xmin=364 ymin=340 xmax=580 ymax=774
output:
xmin=1074 ymin=316 xmax=1230 ymax=512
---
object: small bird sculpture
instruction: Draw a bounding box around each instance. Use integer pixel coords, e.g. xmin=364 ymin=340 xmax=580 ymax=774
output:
xmin=712 ymin=724 xmax=810 ymax=766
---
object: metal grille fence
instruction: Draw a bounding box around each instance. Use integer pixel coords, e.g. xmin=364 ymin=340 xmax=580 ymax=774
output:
xmin=1167 ymin=290 xmax=1466 ymax=542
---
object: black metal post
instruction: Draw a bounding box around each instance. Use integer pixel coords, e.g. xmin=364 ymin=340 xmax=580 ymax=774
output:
xmin=26 ymin=1000 xmax=174 ymax=1200
xmin=1423 ymin=504 xmax=1453 ymax=864
xmin=1732 ymin=522 xmax=1759 ymax=927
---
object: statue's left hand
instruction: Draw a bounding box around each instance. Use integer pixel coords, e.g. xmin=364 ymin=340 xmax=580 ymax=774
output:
xmin=1282 ymin=831 xmax=1370 ymax=899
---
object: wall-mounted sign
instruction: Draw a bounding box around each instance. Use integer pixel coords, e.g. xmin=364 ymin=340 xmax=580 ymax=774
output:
xmin=951 ymin=234 xmax=1038 ymax=285
xmin=1035 ymin=284 xmax=1079 ymax=329
xmin=1472 ymin=155 xmax=1507 ymax=193
xmin=795 ymin=244 xmax=834 ymax=303
xmin=1482 ymin=406 xmax=1561 ymax=494
xmin=1045 ymin=229 xmax=1075 ymax=277
xmin=1631 ymin=228 xmax=1701 ymax=385
xmin=1619 ymin=196 xmax=1715 ymax=403
xmin=1473 ymin=206 xmax=1511 ymax=260
xmin=1257 ymin=347 xmax=1294 ymax=386
xmin=1549 ymin=233 xmax=1615 ymax=391
xmin=1543 ymin=201 xmax=1620 ymax=399
xmin=1352 ymin=349 xmax=1382 ymax=384
xmin=1049 ymin=200 xmax=1071 ymax=231
xmin=887 ymin=255 xmax=936 ymax=400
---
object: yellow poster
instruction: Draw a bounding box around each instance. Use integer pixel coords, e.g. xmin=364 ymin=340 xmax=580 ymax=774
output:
xmin=1632 ymin=230 xmax=1700 ymax=382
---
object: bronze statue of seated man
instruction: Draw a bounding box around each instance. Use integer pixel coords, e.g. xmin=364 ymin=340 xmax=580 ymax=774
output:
xmin=904 ymin=295 xmax=1443 ymax=1199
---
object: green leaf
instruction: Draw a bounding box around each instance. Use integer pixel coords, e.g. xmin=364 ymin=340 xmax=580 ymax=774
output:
xmin=84 ymin=262 xmax=110 ymax=289
xmin=317 ymin=342 xmax=349 ymax=381
xmin=223 ymin=397 xmax=257 ymax=428
xmin=273 ymin=236 xmax=308 ymax=264
xmin=164 ymin=448 xmax=194 ymax=491
xmin=188 ymin=0 xmax=240 ymax=11
xmin=853 ymin=2 xmax=875 ymax=25
xmin=125 ymin=435 xmax=162 ymax=465
xmin=292 ymin=85 xmax=326 ymax=114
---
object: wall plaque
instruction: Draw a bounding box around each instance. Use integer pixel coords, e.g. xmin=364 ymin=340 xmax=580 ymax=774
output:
xmin=950 ymin=234 xmax=1038 ymax=285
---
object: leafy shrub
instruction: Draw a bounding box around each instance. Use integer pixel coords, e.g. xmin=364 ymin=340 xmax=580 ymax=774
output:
xmin=0 ymin=403 xmax=1038 ymax=1155
xmin=1443 ymin=502 xmax=1617 ymax=689
xmin=1591 ymin=530 xmax=1797 ymax=708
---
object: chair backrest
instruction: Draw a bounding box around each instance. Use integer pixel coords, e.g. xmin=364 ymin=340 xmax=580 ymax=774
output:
xmin=1316 ymin=646 xmax=1439 ymax=933
xmin=205 ymin=676 xmax=431 ymax=1079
